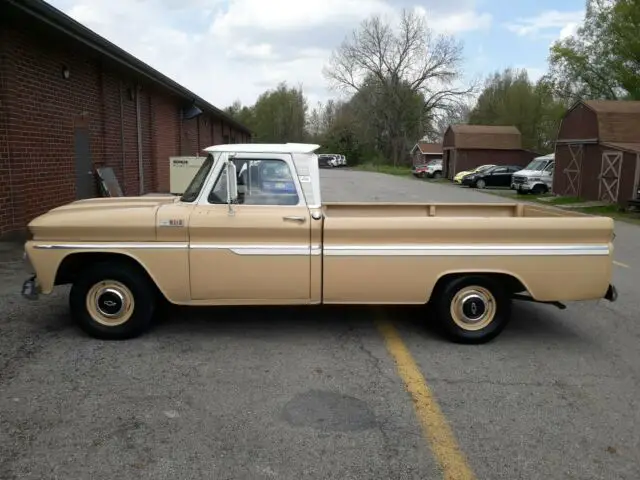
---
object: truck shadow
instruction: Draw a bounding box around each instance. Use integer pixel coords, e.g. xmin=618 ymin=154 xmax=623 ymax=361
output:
xmin=152 ymin=300 xmax=585 ymax=344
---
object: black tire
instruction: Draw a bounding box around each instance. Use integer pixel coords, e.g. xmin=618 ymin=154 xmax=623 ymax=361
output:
xmin=433 ymin=275 xmax=511 ymax=344
xmin=69 ymin=261 xmax=157 ymax=340
xmin=433 ymin=171 xmax=442 ymax=179
xmin=516 ymin=188 xmax=528 ymax=195
xmin=531 ymin=184 xmax=548 ymax=195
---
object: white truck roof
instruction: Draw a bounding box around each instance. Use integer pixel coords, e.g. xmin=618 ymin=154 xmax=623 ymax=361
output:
xmin=203 ymin=143 xmax=321 ymax=154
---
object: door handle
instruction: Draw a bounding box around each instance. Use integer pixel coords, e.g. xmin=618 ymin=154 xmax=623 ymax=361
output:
xmin=283 ymin=215 xmax=306 ymax=223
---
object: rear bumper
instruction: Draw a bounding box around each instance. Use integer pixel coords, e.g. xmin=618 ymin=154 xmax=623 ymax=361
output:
xmin=604 ymin=284 xmax=618 ymax=302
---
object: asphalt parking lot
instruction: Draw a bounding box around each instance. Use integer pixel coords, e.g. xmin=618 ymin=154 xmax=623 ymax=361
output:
xmin=1 ymin=168 xmax=639 ymax=480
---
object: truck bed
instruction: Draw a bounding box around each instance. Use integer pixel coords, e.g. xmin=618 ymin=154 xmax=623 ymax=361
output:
xmin=321 ymin=202 xmax=586 ymax=218
xmin=320 ymin=202 xmax=614 ymax=305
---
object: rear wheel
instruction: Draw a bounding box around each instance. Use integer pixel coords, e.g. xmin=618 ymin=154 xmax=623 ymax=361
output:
xmin=69 ymin=262 xmax=157 ymax=340
xmin=433 ymin=275 xmax=512 ymax=344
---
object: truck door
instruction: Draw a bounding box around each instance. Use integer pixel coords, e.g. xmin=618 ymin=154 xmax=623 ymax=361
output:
xmin=188 ymin=153 xmax=312 ymax=302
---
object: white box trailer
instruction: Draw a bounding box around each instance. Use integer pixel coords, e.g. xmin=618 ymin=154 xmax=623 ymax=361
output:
xmin=169 ymin=156 xmax=205 ymax=194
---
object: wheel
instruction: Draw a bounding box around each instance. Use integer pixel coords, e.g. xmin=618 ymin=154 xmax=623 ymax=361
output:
xmin=433 ymin=171 xmax=442 ymax=179
xmin=531 ymin=184 xmax=548 ymax=195
xmin=69 ymin=261 xmax=157 ymax=340
xmin=475 ymin=179 xmax=486 ymax=189
xmin=433 ymin=275 xmax=511 ymax=344
xmin=516 ymin=188 xmax=528 ymax=195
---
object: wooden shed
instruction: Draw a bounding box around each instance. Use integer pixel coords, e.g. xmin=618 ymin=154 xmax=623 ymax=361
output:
xmin=410 ymin=141 xmax=443 ymax=166
xmin=442 ymin=125 xmax=539 ymax=179
xmin=554 ymin=100 xmax=640 ymax=206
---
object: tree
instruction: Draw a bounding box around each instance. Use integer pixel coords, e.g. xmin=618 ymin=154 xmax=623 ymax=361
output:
xmin=323 ymin=9 xmax=474 ymax=165
xmin=224 ymin=82 xmax=309 ymax=143
xmin=546 ymin=0 xmax=640 ymax=101
xmin=224 ymin=99 xmax=255 ymax=129
xmin=424 ymin=101 xmax=472 ymax=142
xmin=468 ymin=68 xmax=567 ymax=153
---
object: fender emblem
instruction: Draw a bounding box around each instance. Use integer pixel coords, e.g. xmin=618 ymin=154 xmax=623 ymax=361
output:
xmin=159 ymin=219 xmax=184 ymax=227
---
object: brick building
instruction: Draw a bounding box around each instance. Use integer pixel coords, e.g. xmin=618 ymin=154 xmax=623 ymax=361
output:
xmin=0 ymin=0 xmax=251 ymax=239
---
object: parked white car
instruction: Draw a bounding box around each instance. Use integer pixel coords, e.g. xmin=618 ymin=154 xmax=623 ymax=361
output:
xmin=511 ymin=154 xmax=554 ymax=195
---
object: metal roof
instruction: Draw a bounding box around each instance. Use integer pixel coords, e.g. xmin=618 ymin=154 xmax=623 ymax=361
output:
xmin=204 ymin=143 xmax=321 ymax=154
xmin=444 ymin=124 xmax=522 ymax=150
xmin=5 ymin=0 xmax=251 ymax=135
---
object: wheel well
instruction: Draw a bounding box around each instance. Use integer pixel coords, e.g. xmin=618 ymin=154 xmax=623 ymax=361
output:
xmin=431 ymin=272 xmax=527 ymax=298
xmin=55 ymin=252 xmax=165 ymax=300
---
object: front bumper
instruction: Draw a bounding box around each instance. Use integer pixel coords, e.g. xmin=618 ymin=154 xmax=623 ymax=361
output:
xmin=21 ymin=275 xmax=40 ymax=300
xmin=461 ymin=177 xmax=475 ymax=186
xmin=604 ymin=284 xmax=618 ymax=302
xmin=512 ymin=182 xmax=531 ymax=191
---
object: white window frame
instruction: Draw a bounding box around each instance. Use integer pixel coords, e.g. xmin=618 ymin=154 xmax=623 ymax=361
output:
xmin=199 ymin=152 xmax=307 ymax=208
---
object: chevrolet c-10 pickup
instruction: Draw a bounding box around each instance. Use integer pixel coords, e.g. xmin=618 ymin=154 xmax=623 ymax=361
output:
xmin=21 ymin=143 xmax=618 ymax=343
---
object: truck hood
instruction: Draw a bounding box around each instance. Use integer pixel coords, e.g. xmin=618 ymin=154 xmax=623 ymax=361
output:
xmin=514 ymin=169 xmax=544 ymax=177
xmin=28 ymin=195 xmax=180 ymax=242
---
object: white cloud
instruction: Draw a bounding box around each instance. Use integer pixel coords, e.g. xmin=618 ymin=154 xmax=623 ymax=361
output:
xmin=47 ymin=0 xmax=492 ymax=109
xmin=505 ymin=10 xmax=584 ymax=40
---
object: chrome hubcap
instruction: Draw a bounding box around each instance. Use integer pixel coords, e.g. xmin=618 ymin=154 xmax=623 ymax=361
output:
xmin=450 ymin=286 xmax=496 ymax=331
xmin=95 ymin=288 xmax=125 ymax=318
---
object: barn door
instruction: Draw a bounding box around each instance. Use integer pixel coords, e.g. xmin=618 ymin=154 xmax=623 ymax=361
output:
xmin=598 ymin=151 xmax=623 ymax=203
xmin=563 ymin=144 xmax=583 ymax=196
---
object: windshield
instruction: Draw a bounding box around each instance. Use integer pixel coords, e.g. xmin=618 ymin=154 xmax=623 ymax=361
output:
xmin=525 ymin=159 xmax=549 ymax=171
xmin=476 ymin=164 xmax=494 ymax=172
xmin=180 ymin=154 xmax=215 ymax=202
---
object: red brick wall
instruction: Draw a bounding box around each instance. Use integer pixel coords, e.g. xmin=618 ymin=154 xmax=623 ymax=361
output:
xmin=0 ymin=12 xmax=249 ymax=238
xmin=152 ymin=90 xmax=180 ymax=192
xmin=0 ymin=26 xmax=14 ymax=235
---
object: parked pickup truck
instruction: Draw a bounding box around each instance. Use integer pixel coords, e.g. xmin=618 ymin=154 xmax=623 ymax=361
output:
xmin=22 ymin=143 xmax=618 ymax=344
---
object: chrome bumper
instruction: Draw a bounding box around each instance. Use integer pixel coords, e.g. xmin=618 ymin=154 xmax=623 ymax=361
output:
xmin=21 ymin=275 xmax=40 ymax=300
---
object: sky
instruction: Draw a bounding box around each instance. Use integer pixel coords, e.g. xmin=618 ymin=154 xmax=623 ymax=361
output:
xmin=46 ymin=0 xmax=586 ymax=110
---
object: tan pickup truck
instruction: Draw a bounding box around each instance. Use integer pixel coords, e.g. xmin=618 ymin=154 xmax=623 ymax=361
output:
xmin=22 ymin=143 xmax=618 ymax=343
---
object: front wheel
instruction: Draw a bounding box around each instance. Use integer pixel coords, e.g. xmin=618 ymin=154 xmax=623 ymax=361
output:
xmin=531 ymin=184 xmax=548 ymax=195
xmin=433 ymin=171 xmax=442 ymax=179
xmin=69 ymin=262 xmax=157 ymax=340
xmin=433 ymin=275 xmax=512 ymax=344
xmin=475 ymin=179 xmax=486 ymax=189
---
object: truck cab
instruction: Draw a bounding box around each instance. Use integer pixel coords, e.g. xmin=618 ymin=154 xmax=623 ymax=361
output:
xmin=511 ymin=154 xmax=555 ymax=195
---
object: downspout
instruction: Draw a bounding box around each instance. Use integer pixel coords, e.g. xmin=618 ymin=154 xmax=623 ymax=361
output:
xmin=118 ymin=81 xmax=126 ymax=192
xmin=135 ymin=84 xmax=144 ymax=195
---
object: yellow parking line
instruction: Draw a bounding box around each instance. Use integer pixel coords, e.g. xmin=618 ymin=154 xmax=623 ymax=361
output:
xmin=614 ymin=260 xmax=630 ymax=269
xmin=375 ymin=316 xmax=476 ymax=480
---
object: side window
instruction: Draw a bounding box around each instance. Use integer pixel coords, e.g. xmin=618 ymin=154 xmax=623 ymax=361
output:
xmin=544 ymin=163 xmax=554 ymax=172
xmin=208 ymin=158 xmax=300 ymax=206
xmin=493 ymin=167 xmax=506 ymax=173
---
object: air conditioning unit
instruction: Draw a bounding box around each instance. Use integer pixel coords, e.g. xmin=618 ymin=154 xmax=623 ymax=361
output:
xmin=169 ymin=156 xmax=205 ymax=194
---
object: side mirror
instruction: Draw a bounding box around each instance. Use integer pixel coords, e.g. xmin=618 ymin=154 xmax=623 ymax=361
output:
xmin=226 ymin=161 xmax=238 ymax=204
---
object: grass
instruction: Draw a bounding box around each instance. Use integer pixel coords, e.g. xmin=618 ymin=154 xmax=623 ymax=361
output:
xmin=575 ymin=205 xmax=640 ymax=225
xmin=354 ymin=163 xmax=413 ymax=176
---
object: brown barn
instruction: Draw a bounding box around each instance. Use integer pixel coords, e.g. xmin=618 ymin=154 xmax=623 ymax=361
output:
xmin=553 ymin=100 xmax=640 ymax=206
xmin=410 ymin=141 xmax=443 ymax=166
xmin=442 ymin=125 xmax=539 ymax=179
